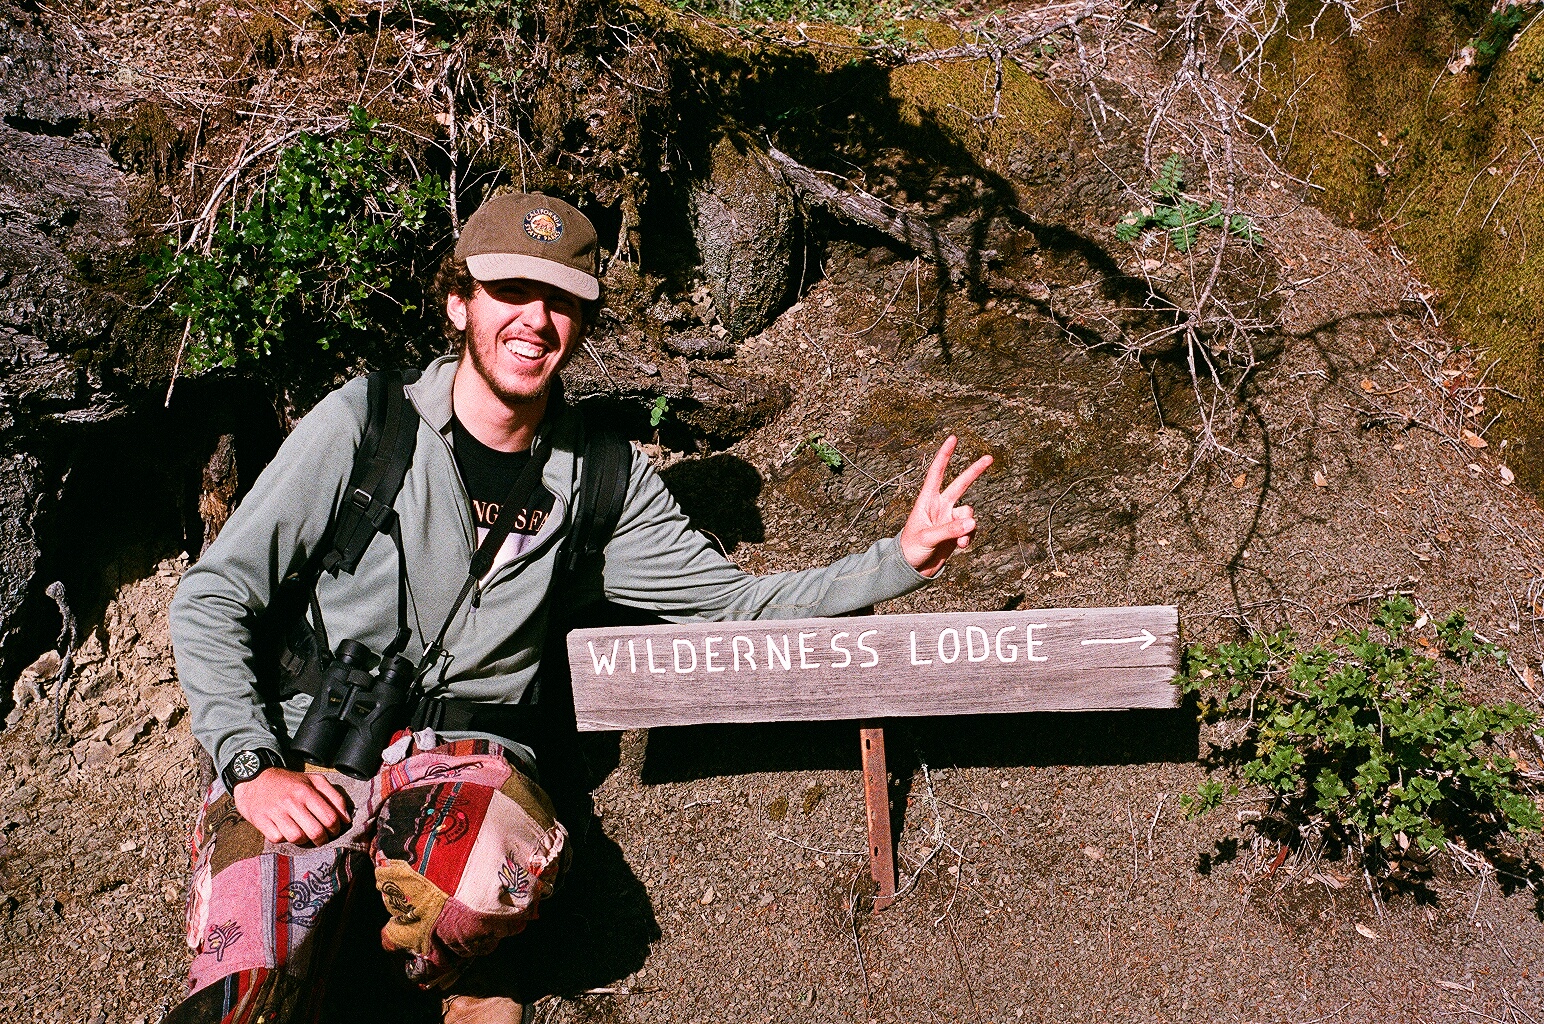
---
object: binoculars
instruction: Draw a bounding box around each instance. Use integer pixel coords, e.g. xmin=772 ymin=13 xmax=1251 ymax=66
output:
xmin=290 ymin=639 xmax=416 ymax=779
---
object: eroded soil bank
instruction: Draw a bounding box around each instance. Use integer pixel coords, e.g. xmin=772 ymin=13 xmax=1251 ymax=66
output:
xmin=2 ymin=1 xmax=1543 ymax=1022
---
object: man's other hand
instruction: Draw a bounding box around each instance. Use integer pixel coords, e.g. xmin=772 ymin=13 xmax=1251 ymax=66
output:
xmin=233 ymin=767 xmax=351 ymax=846
xmin=899 ymin=435 xmax=993 ymax=578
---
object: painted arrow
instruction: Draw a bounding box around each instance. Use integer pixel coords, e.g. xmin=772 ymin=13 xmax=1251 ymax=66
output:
xmin=1080 ymin=629 xmax=1158 ymax=650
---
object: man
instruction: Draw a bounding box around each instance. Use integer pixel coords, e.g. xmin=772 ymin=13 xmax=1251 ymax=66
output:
xmin=167 ymin=193 xmax=991 ymax=1023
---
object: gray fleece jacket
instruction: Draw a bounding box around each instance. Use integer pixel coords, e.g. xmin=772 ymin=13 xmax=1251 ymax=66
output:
xmin=171 ymin=355 xmax=930 ymax=777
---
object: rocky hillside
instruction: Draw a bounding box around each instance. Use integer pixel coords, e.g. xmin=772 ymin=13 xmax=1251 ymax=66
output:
xmin=2 ymin=1 xmax=1543 ymax=1021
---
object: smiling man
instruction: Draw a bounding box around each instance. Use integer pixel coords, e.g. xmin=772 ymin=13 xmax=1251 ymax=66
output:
xmin=166 ymin=193 xmax=991 ymax=1024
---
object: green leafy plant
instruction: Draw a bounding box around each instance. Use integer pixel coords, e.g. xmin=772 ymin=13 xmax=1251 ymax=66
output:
xmin=153 ymin=107 xmax=446 ymax=377
xmin=1475 ymin=4 xmax=1526 ymax=66
xmin=1116 ymin=153 xmax=1262 ymax=252
xmin=415 ymin=0 xmax=524 ymax=34
xmin=649 ymin=395 xmax=671 ymax=428
xmin=1179 ymin=597 xmax=1542 ymax=876
xmin=805 ymin=433 xmax=844 ymax=471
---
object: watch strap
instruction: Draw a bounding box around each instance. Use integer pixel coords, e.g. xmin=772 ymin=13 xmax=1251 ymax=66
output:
xmin=221 ymin=748 xmax=285 ymax=792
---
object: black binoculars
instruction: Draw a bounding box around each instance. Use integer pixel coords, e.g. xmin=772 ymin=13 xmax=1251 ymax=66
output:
xmin=290 ymin=639 xmax=416 ymax=779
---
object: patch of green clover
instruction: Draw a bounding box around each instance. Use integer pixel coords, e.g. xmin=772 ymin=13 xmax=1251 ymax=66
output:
xmin=804 ymin=433 xmax=844 ymax=471
xmin=1179 ymin=596 xmax=1541 ymax=874
xmin=1116 ymin=153 xmax=1262 ymax=253
xmin=649 ymin=395 xmax=671 ymax=428
xmin=153 ymin=107 xmax=446 ymax=377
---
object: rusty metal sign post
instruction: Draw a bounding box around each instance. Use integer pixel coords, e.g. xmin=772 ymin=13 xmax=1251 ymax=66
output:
xmin=859 ymin=725 xmax=895 ymax=910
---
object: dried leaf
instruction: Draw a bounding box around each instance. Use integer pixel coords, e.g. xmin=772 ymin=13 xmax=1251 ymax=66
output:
xmin=1447 ymin=45 xmax=1476 ymax=74
xmin=1355 ymin=923 xmax=1380 ymax=940
xmin=1437 ymin=980 xmax=1473 ymax=993
xmin=1082 ymin=846 xmax=1104 ymax=861
xmin=1232 ymin=473 xmax=1247 ymax=488
xmin=1467 ymin=463 xmax=1484 ymax=476
xmin=1360 ymin=379 xmax=1377 ymax=392
xmin=1313 ymin=471 xmax=1328 ymax=488
xmin=1461 ymin=429 xmax=1488 ymax=449
xmin=700 ymin=888 xmax=715 ymax=905
xmin=1499 ymin=465 xmax=1515 ymax=485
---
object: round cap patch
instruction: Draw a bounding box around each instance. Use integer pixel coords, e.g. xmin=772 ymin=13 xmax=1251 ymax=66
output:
xmin=523 ymin=207 xmax=564 ymax=242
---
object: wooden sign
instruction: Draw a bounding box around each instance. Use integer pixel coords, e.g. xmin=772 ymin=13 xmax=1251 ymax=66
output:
xmin=566 ymin=606 xmax=1180 ymax=732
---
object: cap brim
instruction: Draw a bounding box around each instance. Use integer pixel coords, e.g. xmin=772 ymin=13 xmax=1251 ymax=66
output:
xmin=465 ymin=253 xmax=600 ymax=301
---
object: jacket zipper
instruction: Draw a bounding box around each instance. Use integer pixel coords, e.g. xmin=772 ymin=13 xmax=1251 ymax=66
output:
xmin=407 ymin=387 xmax=556 ymax=610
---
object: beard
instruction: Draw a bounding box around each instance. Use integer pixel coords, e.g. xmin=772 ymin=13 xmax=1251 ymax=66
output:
xmin=462 ymin=314 xmax=567 ymax=407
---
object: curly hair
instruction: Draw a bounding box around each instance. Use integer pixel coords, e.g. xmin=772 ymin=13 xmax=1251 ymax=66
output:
xmin=432 ymin=252 xmax=477 ymax=351
xmin=432 ymin=251 xmax=600 ymax=352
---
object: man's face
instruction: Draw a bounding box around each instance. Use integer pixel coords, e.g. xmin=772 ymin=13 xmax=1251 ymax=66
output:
xmin=448 ymin=278 xmax=584 ymax=406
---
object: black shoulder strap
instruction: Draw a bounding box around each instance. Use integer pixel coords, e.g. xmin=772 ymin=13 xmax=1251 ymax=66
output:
xmin=323 ymin=370 xmax=421 ymax=577
xmin=269 ymin=370 xmax=420 ymax=697
xmin=513 ymin=413 xmax=631 ymax=712
xmin=558 ymin=413 xmax=632 ymax=576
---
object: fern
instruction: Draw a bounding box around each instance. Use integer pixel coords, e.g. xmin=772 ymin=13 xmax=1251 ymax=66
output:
xmin=1118 ymin=153 xmax=1262 ymax=252
xmin=1149 ymin=153 xmax=1185 ymax=199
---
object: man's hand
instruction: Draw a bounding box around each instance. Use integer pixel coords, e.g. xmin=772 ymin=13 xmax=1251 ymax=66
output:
xmin=232 ymin=767 xmax=351 ymax=846
xmin=899 ymin=435 xmax=993 ymax=577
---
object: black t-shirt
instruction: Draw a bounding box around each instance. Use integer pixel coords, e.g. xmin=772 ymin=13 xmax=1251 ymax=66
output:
xmin=450 ymin=416 xmax=555 ymax=570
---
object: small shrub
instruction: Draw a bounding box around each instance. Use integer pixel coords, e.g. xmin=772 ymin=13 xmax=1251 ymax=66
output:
xmin=805 ymin=433 xmax=843 ymax=471
xmin=672 ymin=0 xmax=938 ymax=34
xmin=153 ymin=107 xmax=446 ymax=378
xmin=1179 ymin=597 xmax=1542 ymax=877
xmin=1117 ymin=153 xmax=1262 ymax=252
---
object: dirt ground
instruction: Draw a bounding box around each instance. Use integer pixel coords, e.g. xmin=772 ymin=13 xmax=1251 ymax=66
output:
xmin=3 ymin=2 xmax=1544 ymax=1022
xmin=4 ymin=244 xmax=1543 ymax=1021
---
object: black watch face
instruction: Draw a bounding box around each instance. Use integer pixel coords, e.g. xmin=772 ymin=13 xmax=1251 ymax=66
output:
xmin=230 ymin=750 xmax=263 ymax=782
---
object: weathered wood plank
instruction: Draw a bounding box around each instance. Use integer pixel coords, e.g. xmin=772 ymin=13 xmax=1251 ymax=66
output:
xmin=567 ymin=606 xmax=1180 ymax=731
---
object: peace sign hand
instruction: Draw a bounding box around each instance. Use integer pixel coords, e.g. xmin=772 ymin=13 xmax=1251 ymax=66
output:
xmin=898 ymin=435 xmax=993 ymax=578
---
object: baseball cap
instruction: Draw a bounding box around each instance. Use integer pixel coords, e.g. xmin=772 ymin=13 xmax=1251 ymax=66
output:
xmin=455 ymin=192 xmax=600 ymax=301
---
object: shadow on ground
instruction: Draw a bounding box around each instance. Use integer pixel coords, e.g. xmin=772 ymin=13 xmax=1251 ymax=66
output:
xmin=640 ymin=709 xmax=1198 ymax=783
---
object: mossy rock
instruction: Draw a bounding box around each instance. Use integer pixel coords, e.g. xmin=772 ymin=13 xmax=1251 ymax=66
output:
xmin=689 ymin=132 xmax=798 ymax=341
xmin=1255 ymin=0 xmax=1544 ymax=487
xmin=887 ymin=22 xmax=1070 ymax=173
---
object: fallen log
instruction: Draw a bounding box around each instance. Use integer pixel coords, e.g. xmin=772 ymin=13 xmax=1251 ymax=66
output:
xmin=767 ymin=146 xmax=970 ymax=282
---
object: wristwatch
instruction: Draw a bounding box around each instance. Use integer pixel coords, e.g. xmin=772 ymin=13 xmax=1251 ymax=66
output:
xmin=222 ymin=748 xmax=285 ymax=792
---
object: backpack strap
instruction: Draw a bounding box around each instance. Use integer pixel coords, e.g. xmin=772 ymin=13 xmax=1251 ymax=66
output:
xmin=271 ymin=370 xmax=419 ymax=698
xmin=323 ymin=370 xmax=421 ymax=577
xmin=558 ymin=413 xmax=632 ymax=577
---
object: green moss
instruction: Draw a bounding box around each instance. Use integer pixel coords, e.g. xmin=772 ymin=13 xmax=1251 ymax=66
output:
xmin=627 ymin=0 xmax=1068 ymax=162
xmin=1256 ymin=0 xmax=1544 ymax=487
xmin=887 ymin=21 xmax=1069 ymax=166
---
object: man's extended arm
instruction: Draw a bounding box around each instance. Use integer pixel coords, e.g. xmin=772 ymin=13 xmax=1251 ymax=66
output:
xmin=597 ymin=436 xmax=990 ymax=620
